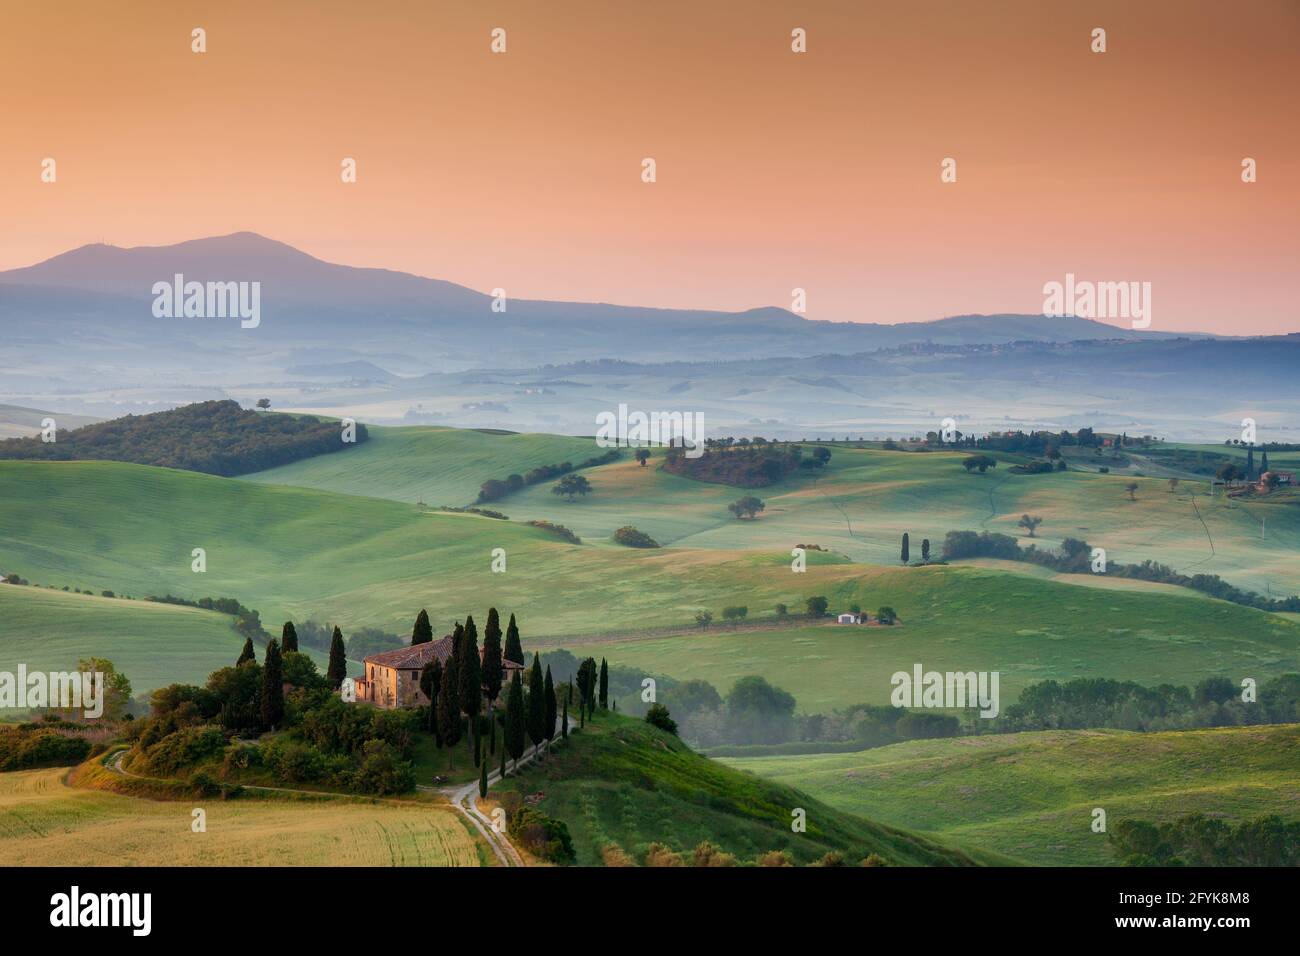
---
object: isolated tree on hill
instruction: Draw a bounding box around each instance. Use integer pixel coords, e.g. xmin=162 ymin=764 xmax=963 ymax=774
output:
xmin=526 ymin=653 xmax=545 ymax=748
xmin=237 ymin=637 xmax=256 ymax=666
xmin=438 ymin=653 xmax=461 ymax=769
xmin=552 ymin=473 xmax=593 ymax=502
xmin=482 ymin=607 xmax=504 ymax=705
xmin=1126 ymin=481 xmax=1139 ymax=501
xmin=1018 ymin=514 xmax=1043 ymax=538
xmin=459 ymin=621 xmax=481 ymax=755
xmin=1168 ymin=477 xmax=1180 ymax=494
xmin=599 ymin=658 xmax=609 ymax=709
xmin=901 ymin=533 xmax=910 ymax=564
xmin=504 ymin=672 xmax=526 ymax=772
xmin=256 ymin=398 xmax=270 ymax=410
xmin=261 ymin=639 xmax=284 ymax=730
xmin=281 ymin=621 xmax=298 ymax=653
xmin=636 ymin=448 xmax=650 ymax=466
xmin=920 ymin=539 xmax=931 ymax=562
xmin=421 ymin=658 xmax=442 ymax=739
xmin=504 ymin=613 xmax=523 ymax=665
xmin=728 ymin=496 xmax=766 ymax=520
xmin=805 ymin=595 xmax=829 ymax=618
xmin=544 ymin=665 xmax=557 ymax=743
xmin=327 ymin=626 xmax=347 ymax=689
xmin=411 ymin=609 xmax=433 ymax=646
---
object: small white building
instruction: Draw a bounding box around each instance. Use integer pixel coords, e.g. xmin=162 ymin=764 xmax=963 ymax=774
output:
xmin=836 ymin=612 xmax=862 ymax=625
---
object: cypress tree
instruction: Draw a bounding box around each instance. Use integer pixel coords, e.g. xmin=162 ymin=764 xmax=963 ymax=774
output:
xmin=459 ymin=620 xmax=481 ymax=755
xmin=499 ymin=725 xmax=507 ymax=776
xmin=473 ymin=724 xmax=482 ymax=768
xmin=421 ymin=658 xmax=442 ymax=741
xmin=411 ymin=609 xmax=433 ymax=646
xmin=489 ymin=709 xmax=497 ymax=755
xmin=327 ymin=626 xmax=347 ymax=689
xmin=526 ymin=653 xmax=544 ymax=748
xmin=1262 ymin=451 xmax=1271 ymax=475
xmin=503 ymin=613 xmax=523 ymax=665
xmin=281 ymin=621 xmax=298 ymax=653
xmin=1246 ymin=447 xmax=1256 ymax=479
xmin=482 ymin=607 xmax=504 ymax=705
xmin=598 ymin=658 xmax=609 ymax=709
xmin=505 ymin=672 xmax=526 ymax=772
xmin=261 ymin=639 xmax=284 ymax=730
xmin=479 ymin=752 xmax=488 ymax=798
xmin=543 ymin=665 xmax=557 ymax=743
xmin=237 ymin=637 xmax=255 ymax=666
xmin=561 ymin=694 xmax=568 ymax=739
xmin=901 ymin=532 xmax=910 ymax=564
xmin=438 ymin=652 xmax=461 ymax=770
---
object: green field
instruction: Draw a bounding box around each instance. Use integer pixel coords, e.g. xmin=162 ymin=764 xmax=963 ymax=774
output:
xmin=723 ymin=724 xmax=1300 ymax=865
xmin=546 ymin=563 xmax=1300 ymax=712
xmin=243 ymin=424 xmax=599 ymax=507
xmin=0 ymin=585 xmax=263 ymax=692
xmin=0 ymin=766 xmax=483 ymax=866
xmin=495 ymin=712 xmax=1007 ymax=866
xmin=4 ymin=457 xmax=1300 ymax=711
xmin=242 ymin=430 xmax=1300 ymax=598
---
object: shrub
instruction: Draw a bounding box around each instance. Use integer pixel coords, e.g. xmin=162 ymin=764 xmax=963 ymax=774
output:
xmin=524 ymin=520 xmax=581 ymax=544
xmin=351 ymin=740 xmax=415 ymax=795
xmin=613 ymin=526 xmax=660 ymax=548
xmin=805 ymin=596 xmax=829 ymax=617
xmin=601 ymin=844 xmax=637 ymax=867
xmin=644 ymin=843 xmax=685 ymax=867
xmin=508 ymin=807 xmax=576 ymax=864
xmin=0 ymin=728 xmax=92 ymax=771
xmin=138 ymin=726 xmax=227 ymax=776
xmin=721 ymin=606 xmax=748 ymax=621
xmin=692 ymin=841 xmax=737 ymax=867
xmin=876 ymin=606 xmax=898 ymax=625
xmin=755 ymin=850 xmax=794 ymax=867
xmin=645 ymin=703 xmax=678 ymax=736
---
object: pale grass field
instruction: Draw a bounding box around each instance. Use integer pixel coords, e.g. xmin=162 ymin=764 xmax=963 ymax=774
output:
xmin=0 ymin=769 xmax=484 ymax=866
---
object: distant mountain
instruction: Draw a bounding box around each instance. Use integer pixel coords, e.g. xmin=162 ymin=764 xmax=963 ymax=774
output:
xmin=0 ymin=233 xmax=1198 ymax=373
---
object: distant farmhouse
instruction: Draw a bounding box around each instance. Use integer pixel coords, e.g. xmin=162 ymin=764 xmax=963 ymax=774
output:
xmin=353 ymin=634 xmax=523 ymax=709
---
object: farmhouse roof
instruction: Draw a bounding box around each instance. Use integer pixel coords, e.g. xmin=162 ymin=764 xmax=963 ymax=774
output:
xmin=363 ymin=635 xmax=529 ymax=673
xmin=363 ymin=635 xmax=455 ymax=669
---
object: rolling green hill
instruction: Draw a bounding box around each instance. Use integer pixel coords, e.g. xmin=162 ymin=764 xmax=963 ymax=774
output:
xmin=3 ymin=459 xmax=1299 ymax=710
xmin=0 ymin=585 xmax=256 ymax=692
xmin=494 ymin=712 xmax=1007 ymax=866
xmin=496 ymin=443 xmax=1300 ymax=597
xmin=242 ymin=425 xmax=599 ymax=506
xmin=723 ymin=725 xmax=1300 ymax=865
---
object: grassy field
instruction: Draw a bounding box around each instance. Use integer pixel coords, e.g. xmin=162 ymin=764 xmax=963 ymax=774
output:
xmin=493 ymin=712 xmax=1008 ymax=866
xmin=243 ymin=424 xmax=599 ymax=507
xmin=0 ymin=766 xmax=484 ymax=866
xmin=4 ymin=458 xmax=1299 ymax=709
xmin=543 ymin=563 xmax=1300 ymax=712
xmin=0 ymin=585 xmax=260 ymax=692
xmin=723 ymin=724 xmax=1300 ymax=865
xmin=241 ymin=429 xmax=1300 ymax=597
xmin=495 ymin=443 xmax=1300 ymax=597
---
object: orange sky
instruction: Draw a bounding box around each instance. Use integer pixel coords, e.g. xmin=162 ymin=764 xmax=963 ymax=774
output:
xmin=1 ymin=0 xmax=1297 ymax=332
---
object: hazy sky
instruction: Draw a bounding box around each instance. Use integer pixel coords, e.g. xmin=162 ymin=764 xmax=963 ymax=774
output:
xmin=2 ymin=0 xmax=1296 ymax=333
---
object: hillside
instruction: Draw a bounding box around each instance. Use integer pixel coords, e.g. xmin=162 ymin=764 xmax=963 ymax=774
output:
xmin=492 ymin=713 xmax=1004 ymax=866
xmin=0 ymin=401 xmax=368 ymax=476
xmin=3 ymin=458 xmax=1299 ymax=710
xmin=243 ymin=424 xmax=597 ymax=506
xmin=724 ymin=725 xmax=1300 ymax=865
xmin=0 ymin=585 xmax=262 ymax=693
